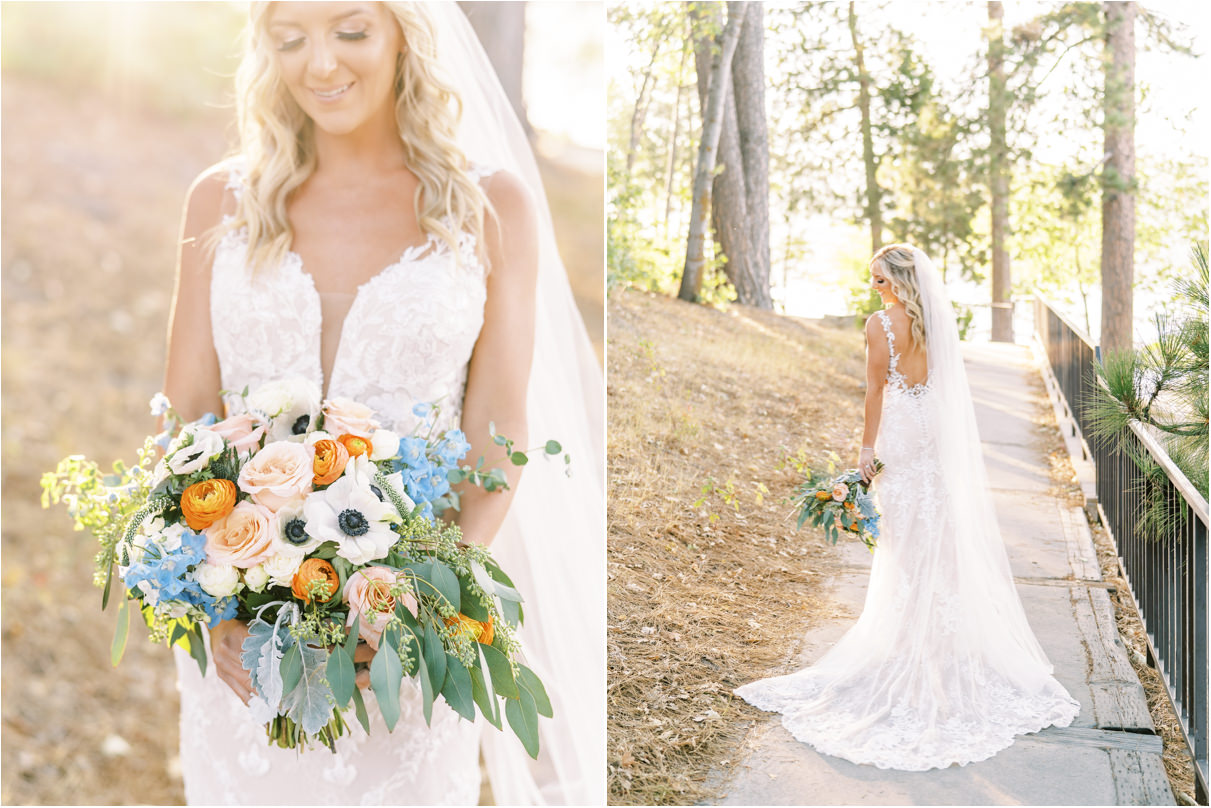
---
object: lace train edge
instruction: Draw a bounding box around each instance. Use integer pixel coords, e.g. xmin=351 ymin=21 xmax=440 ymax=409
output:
xmin=732 ymin=682 xmax=1080 ymax=772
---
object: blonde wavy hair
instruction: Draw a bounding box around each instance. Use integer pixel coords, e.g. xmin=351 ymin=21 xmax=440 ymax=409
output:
xmin=870 ymin=244 xmax=926 ymax=349
xmin=223 ymin=2 xmax=488 ymax=273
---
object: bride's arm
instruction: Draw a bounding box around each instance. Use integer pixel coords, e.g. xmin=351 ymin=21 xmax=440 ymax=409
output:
xmin=455 ymin=171 xmax=539 ymax=547
xmin=163 ymin=168 xmax=254 ymax=699
xmin=163 ymin=169 xmax=226 ymax=422
xmin=860 ymin=314 xmax=890 ymax=482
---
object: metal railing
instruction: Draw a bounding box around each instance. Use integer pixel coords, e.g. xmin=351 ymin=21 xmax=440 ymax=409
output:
xmin=1034 ymin=295 xmax=1208 ymax=803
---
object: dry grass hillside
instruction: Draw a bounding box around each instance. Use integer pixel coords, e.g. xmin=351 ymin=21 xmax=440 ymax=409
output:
xmin=607 ymin=287 xmax=868 ymax=804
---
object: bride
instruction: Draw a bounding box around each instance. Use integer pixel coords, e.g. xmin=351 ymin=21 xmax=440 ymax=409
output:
xmin=735 ymin=244 xmax=1079 ymax=770
xmin=161 ymin=3 xmax=602 ymax=803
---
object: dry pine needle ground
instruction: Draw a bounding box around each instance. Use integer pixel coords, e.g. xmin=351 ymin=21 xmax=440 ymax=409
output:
xmin=607 ymin=288 xmax=866 ymax=804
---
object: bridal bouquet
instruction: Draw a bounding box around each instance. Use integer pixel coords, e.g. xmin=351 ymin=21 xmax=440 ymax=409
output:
xmin=41 ymin=378 xmax=560 ymax=756
xmin=791 ymin=451 xmax=884 ymax=551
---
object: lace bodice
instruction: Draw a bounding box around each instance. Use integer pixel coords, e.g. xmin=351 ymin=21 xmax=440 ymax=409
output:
xmin=176 ymin=164 xmax=495 ymax=805
xmin=874 ymin=309 xmax=929 ymax=398
xmin=210 ymin=164 xmax=495 ymax=435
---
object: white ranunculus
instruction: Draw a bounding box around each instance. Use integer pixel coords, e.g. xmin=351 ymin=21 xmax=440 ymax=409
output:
xmin=369 ymin=429 xmax=400 ymax=461
xmin=195 ymin=563 xmax=242 ymax=598
xmin=247 ymin=378 xmax=322 ymax=442
xmin=243 ymin=564 xmax=269 ymax=593
xmin=166 ymin=428 xmax=225 ymax=475
xmin=303 ymin=466 xmax=400 ymax=565
xmin=263 ymin=552 xmax=304 ymax=588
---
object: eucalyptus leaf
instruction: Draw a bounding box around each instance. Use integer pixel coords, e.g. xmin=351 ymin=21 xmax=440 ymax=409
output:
xmin=187 ymin=623 xmax=208 ymax=676
xmin=418 ymin=646 xmax=434 ymax=727
xmin=441 ymin=655 xmax=476 ymax=721
xmin=350 ymin=684 xmax=372 ymax=734
xmin=544 ymin=440 xmax=562 ymax=454
xmin=479 ymin=643 xmax=518 ymax=699
xmin=280 ymin=642 xmax=303 ymax=696
xmin=505 ymin=685 xmax=541 ymax=759
xmin=469 ymin=658 xmax=501 ymax=729
xmin=517 ymin=664 xmax=553 ymax=718
xmin=423 ymin=622 xmax=447 ymax=703
xmin=457 ymin=574 xmax=490 ymax=622
xmin=370 ymin=633 xmax=403 ymax=731
xmin=427 ymin=561 xmax=460 ymax=611
xmin=111 ymin=597 xmax=130 ymax=667
xmin=326 ymin=645 xmax=356 ymax=709
xmin=509 ymin=451 xmax=528 ymax=466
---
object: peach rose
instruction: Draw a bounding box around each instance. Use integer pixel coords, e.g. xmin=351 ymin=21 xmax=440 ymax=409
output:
xmin=344 ymin=567 xmax=417 ymax=649
xmin=237 ymin=440 xmax=313 ymax=512
xmin=337 ymin=433 xmax=373 ymax=460
xmin=831 ymin=483 xmax=849 ymax=502
xmin=322 ymin=398 xmax=379 ymax=439
xmin=444 ymin=613 xmax=494 ymax=646
xmin=292 ymin=558 xmax=340 ymax=604
xmin=312 ymin=439 xmax=350 ymax=486
xmin=181 ymin=478 xmax=238 ymax=531
xmin=204 ymin=500 xmax=277 ymax=568
xmin=211 ymin=413 xmax=266 ymax=455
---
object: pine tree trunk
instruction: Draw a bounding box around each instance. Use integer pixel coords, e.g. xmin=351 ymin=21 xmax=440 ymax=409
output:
xmin=679 ymin=2 xmax=746 ymax=302
xmin=688 ymin=2 xmax=751 ymax=301
xmin=729 ymin=2 xmax=772 ymax=309
xmin=1100 ymin=1 xmax=1135 ymax=354
xmin=988 ymin=1 xmax=1013 ymax=342
xmin=848 ymin=1 xmax=881 ymax=255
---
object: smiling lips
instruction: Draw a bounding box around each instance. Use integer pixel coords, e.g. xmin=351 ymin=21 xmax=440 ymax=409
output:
xmin=312 ymin=83 xmax=353 ymax=100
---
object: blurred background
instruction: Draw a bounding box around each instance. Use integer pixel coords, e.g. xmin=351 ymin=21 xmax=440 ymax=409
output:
xmin=0 ymin=2 xmax=602 ymax=804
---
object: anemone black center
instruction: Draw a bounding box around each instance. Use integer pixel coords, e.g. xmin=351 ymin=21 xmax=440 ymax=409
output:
xmin=284 ymin=518 xmax=309 ymax=545
xmin=291 ymin=414 xmax=310 ymax=435
xmin=337 ymin=509 xmax=370 ymax=536
xmin=370 ymin=484 xmax=384 ymax=502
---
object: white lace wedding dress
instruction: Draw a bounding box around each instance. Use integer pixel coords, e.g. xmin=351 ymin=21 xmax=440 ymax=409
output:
xmin=734 ymin=309 xmax=1080 ymax=771
xmin=171 ymin=165 xmax=497 ymax=805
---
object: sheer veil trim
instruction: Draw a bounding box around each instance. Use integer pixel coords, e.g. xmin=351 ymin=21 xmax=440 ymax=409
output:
xmin=423 ymin=6 xmax=604 ymax=805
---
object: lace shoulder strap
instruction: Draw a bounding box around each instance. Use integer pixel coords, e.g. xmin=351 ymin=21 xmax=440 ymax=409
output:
xmin=875 ymin=309 xmax=902 ymax=380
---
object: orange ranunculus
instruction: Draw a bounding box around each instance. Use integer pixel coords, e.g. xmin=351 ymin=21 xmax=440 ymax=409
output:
xmin=814 ymin=490 xmax=831 ymax=501
xmin=338 ymin=433 xmax=373 ymax=459
xmin=444 ymin=613 xmax=494 ymax=645
xmin=312 ymin=439 xmax=350 ymax=486
xmin=292 ymin=558 xmax=339 ymax=604
xmin=181 ymin=478 xmax=238 ymax=531
xmin=844 ymin=501 xmax=856 ymax=511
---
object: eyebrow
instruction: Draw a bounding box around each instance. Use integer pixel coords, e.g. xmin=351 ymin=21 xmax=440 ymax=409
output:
xmin=269 ymin=7 xmax=372 ymax=29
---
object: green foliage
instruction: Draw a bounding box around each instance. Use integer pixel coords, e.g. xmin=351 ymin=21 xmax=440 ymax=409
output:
xmin=1085 ymin=243 xmax=1209 ymax=536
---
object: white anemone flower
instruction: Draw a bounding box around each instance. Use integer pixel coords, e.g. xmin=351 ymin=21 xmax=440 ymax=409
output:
xmin=247 ymin=378 xmax=322 ymax=442
xmin=303 ymin=465 xmax=400 ymax=565
xmin=275 ymin=499 xmax=322 ymax=554
xmin=165 ymin=428 xmax=225 ymax=475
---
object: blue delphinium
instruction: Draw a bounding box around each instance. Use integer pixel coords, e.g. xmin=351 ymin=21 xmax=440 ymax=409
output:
xmin=390 ymin=429 xmax=471 ymax=520
xmin=123 ymin=526 xmax=237 ymax=627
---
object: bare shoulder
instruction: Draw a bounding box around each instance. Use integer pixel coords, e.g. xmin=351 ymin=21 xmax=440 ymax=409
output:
xmin=480 ymin=169 xmax=536 ymax=229
xmin=864 ymin=310 xmax=887 ymax=337
xmin=478 ymin=169 xmax=538 ymax=278
xmin=183 ymin=163 xmax=237 ymax=232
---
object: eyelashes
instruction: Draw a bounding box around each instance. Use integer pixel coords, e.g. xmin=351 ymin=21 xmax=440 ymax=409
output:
xmin=275 ymin=31 xmax=369 ymax=52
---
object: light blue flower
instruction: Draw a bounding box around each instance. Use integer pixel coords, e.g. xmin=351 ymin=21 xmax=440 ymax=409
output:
xmin=148 ymin=392 xmax=171 ymax=417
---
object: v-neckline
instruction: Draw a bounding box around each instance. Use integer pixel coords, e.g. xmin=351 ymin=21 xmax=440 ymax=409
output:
xmin=284 ymin=235 xmax=438 ymax=400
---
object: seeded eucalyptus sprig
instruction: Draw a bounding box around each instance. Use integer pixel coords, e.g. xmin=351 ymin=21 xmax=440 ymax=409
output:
xmin=446 ymin=421 xmax=570 ymax=498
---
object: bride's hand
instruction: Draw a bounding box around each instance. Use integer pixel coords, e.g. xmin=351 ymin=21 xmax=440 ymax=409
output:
xmin=354 ymin=640 xmax=376 ymax=690
xmin=211 ymin=618 xmax=253 ymax=704
xmin=859 ymin=447 xmax=877 ymax=484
